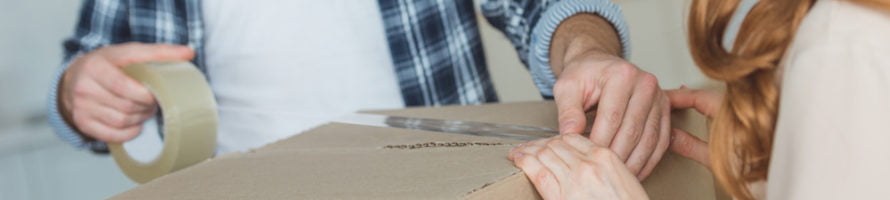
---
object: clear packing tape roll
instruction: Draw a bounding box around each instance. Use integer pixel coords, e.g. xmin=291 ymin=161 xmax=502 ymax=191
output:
xmin=109 ymin=62 xmax=218 ymax=183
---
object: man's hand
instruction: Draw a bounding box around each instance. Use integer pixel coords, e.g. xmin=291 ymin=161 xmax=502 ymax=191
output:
xmin=509 ymin=134 xmax=649 ymax=200
xmin=549 ymin=14 xmax=671 ymax=180
xmin=59 ymin=42 xmax=194 ymax=143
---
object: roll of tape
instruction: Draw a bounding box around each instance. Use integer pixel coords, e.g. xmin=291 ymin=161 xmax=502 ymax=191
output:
xmin=109 ymin=61 xmax=218 ymax=183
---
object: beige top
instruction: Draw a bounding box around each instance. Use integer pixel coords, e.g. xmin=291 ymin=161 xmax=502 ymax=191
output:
xmin=767 ymin=0 xmax=890 ymax=199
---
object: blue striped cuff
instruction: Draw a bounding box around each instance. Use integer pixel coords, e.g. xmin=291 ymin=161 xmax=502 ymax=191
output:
xmin=47 ymin=54 xmax=108 ymax=151
xmin=528 ymin=0 xmax=631 ymax=96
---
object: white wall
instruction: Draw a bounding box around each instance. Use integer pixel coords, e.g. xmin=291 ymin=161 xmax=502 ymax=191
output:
xmin=0 ymin=0 xmax=713 ymax=199
xmin=0 ymin=1 xmax=138 ymax=199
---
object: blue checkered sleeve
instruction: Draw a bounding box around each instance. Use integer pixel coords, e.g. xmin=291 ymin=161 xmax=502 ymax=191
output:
xmin=48 ymin=0 xmax=133 ymax=152
xmin=481 ymin=0 xmax=630 ymax=97
xmin=49 ymin=0 xmax=200 ymax=152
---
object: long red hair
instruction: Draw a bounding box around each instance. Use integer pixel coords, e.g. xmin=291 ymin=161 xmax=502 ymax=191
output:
xmin=687 ymin=0 xmax=890 ymax=199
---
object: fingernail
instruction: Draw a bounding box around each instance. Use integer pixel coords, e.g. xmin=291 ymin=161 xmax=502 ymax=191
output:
xmin=560 ymin=119 xmax=577 ymax=134
xmin=512 ymin=143 xmax=527 ymax=151
xmin=514 ymin=153 xmax=526 ymax=160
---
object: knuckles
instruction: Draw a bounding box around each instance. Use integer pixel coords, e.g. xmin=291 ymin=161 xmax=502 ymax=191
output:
xmin=76 ymin=54 xmax=101 ymax=70
xmin=109 ymin=76 xmax=129 ymax=95
xmin=121 ymin=126 xmax=141 ymax=140
xmin=534 ymin=147 xmax=551 ymax=160
xmin=545 ymin=137 xmax=565 ymax=148
xmin=117 ymin=100 xmax=139 ymax=114
xmin=576 ymin=160 xmax=600 ymax=177
xmin=552 ymin=78 xmax=578 ymax=95
xmin=533 ymin=169 xmax=552 ymax=184
xmin=603 ymin=109 xmax=624 ymax=129
xmin=637 ymin=72 xmax=660 ymax=93
xmin=71 ymin=82 xmax=92 ymax=98
xmin=513 ymin=150 xmax=533 ymax=165
xmin=70 ymin=111 xmax=90 ymax=129
xmin=610 ymin=62 xmax=639 ymax=80
xmin=107 ymin=114 xmax=130 ymax=129
xmin=623 ymin=119 xmax=645 ymax=139
xmin=589 ymin=146 xmax=618 ymax=163
xmin=672 ymin=134 xmax=696 ymax=155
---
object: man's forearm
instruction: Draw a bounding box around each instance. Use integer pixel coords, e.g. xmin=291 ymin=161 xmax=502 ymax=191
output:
xmin=549 ymin=13 xmax=623 ymax=77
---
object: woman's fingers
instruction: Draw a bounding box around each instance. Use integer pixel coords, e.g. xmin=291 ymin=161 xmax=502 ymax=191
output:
xmin=509 ymin=139 xmax=548 ymax=161
xmin=511 ymin=134 xmax=650 ymax=199
xmin=665 ymin=88 xmax=722 ymax=117
xmin=537 ymin=147 xmax=573 ymax=186
xmin=561 ymin=133 xmax=598 ymax=154
xmin=669 ymin=128 xmax=711 ymax=169
xmin=511 ymin=140 xmax=563 ymax=200
xmin=545 ymin=137 xmax=586 ymax=167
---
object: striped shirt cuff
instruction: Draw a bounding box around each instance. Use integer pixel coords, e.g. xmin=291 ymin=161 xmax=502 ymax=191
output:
xmin=528 ymin=0 xmax=631 ymax=97
xmin=47 ymin=54 xmax=108 ymax=151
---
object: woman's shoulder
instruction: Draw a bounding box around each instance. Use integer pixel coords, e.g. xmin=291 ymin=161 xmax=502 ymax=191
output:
xmin=782 ymin=0 xmax=890 ymax=81
xmin=780 ymin=0 xmax=890 ymax=114
xmin=790 ymin=0 xmax=890 ymax=52
xmin=769 ymin=1 xmax=890 ymax=198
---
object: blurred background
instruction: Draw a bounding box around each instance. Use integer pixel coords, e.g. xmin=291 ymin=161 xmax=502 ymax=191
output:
xmin=0 ymin=0 xmax=720 ymax=199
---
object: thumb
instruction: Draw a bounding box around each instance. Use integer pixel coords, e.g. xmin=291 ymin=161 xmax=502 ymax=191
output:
xmin=557 ymin=106 xmax=587 ymax=135
xmin=670 ymin=128 xmax=710 ymax=169
xmin=99 ymin=42 xmax=196 ymax=67
xmin=553 ymin=82 xmax=588 ymax=135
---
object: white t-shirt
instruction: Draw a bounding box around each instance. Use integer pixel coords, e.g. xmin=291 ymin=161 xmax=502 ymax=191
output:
xmin=203 ymin=0 xmax=404 ymax=154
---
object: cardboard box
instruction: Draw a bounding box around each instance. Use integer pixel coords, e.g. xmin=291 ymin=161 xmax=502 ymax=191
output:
xmin=111 ymin=101 xmax=724 ymax=199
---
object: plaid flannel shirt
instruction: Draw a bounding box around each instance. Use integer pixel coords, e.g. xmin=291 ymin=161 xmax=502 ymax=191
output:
xmin=48 ymin=0 xmax=629 ymax=151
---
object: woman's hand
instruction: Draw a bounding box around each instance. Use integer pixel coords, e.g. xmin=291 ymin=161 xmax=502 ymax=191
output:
xmin=508 ymin=134 xmax=649 ymax=200
xmin=665 ymin=87 xmax=722 ymax=169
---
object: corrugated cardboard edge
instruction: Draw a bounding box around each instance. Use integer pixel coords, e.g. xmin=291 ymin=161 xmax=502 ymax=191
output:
xmin=111 ymin=101 xmax=728 ymax=200
xmin=464 ymin=171 xmax=541 ymax=200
